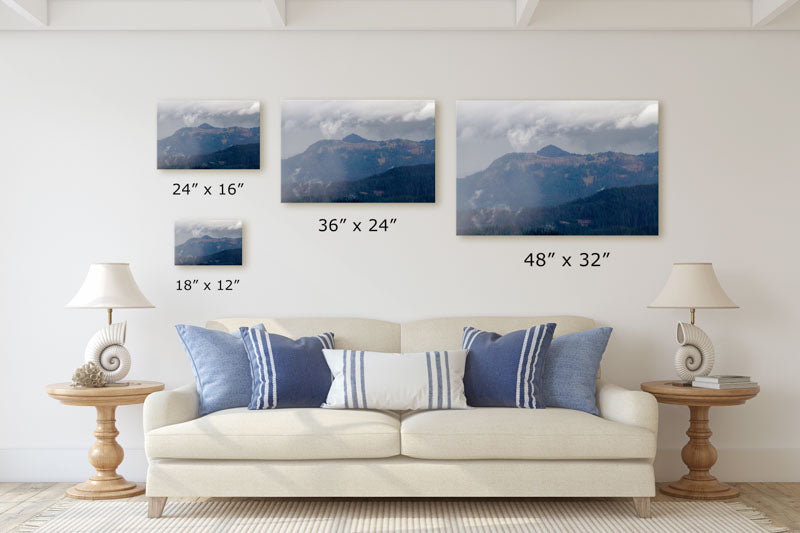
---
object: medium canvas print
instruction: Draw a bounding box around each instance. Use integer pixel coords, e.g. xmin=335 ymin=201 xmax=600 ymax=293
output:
xmin=457 ymin=101 xmax=659 ymax=235
xmin=281 ymin=100 xmax=435 ymax=203
xmin=174 ymin=220 xmax=243 ymax=266
xmin=157 ymin=101 xmax=260 ymax=169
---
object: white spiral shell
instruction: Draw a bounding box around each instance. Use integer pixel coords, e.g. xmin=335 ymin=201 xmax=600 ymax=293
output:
xmin=84 ymin=322 xmax=130 ymax=382
xmin=673 ymin=322 xmax=715 ymax=381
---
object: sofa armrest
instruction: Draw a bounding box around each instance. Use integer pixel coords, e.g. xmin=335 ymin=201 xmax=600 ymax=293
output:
xmin=143 ymin=383 xmax=199 ymax=433
xmin=596 ymin=380 xmax=658 ymax=435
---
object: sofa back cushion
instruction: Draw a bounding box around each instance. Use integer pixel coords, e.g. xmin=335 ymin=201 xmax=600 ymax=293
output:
xmin=208 ymin=316 xmax=595 ymax=356
xmin=401 ymin=316 xmax=595 ymax=353
xmin=208 ymin=317 xmax=400 ymax=352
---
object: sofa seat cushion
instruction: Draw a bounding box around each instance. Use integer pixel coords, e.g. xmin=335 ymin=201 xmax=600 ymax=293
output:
xmin=146 ymin=407 xmax=400 ymax=460
xmin=400 ymin=408 xmax=655 ymax=460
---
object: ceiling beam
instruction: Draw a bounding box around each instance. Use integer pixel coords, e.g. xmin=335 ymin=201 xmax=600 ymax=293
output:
xmin=531 ymin=0 xmax=752 ymax=30
xmin=264 ymin=0 xmax=286 ymax=26
xmin=516 ymin=0 xmax=540 ymax=27
xmin=2 ymin=0 xmax=797 ymax=31
xmin=1 ymin=0 xmax=47 ymax=26
xmin=752 ymin=0 xmax=800 ymax=26
xmin=42 ymin=0 xmax=272 ymax=30
xmin=285 ymin=0 xmax=512 ymax=29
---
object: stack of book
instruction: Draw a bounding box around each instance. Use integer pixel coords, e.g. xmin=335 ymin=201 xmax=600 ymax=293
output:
xmin=692 ymin=375 xmax=758 ymax=389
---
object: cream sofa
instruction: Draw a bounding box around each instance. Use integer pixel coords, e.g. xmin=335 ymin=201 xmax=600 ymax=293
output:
xmin=143 ymin=316 xmax=658 ymax=518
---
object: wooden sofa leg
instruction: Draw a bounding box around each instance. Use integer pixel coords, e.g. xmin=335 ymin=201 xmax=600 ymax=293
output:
xmin=148 ymin=497 xmax=167 ymax=518
xmin=633 ymin=497 xmax=651 ymax=518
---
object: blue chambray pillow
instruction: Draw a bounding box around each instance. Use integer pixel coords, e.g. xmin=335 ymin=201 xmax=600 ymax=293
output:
xmin=175 ymin=323 xmax=265 ymax=417
xmin=462 ymin=323 xmax=556 ymax=408
xmin=542 ymin=327 xmax=613 ymax=415
xmin=240 ymin=327 xmax=334 ymax=409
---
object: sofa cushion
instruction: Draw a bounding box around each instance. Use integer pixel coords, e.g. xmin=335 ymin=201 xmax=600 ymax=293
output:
xmin=462 ymin=324 xmax=556 ymax=408
xmin=542 ymin=327 xmax=613 ymax=415
xmin=175 ymin=324 xmax=265 ymax=416
xmin=146 ymin=408 xmax=400 ymax=460
xmin=400 ymin=408 xmax=655 ymax=460
xmin=240 ymin=327 xmax=334 ymax=410
xmin=322 ymin=349 xmax=469 ymax=410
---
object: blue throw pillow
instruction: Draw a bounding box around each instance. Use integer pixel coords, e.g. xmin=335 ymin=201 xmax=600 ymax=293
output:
xmin=542 ymin=327 xmax=613 ymax=415
xmin=462 ymin=323 xmax=556 ymax=408
xmin=175 ymin=324 xmax=265 ymax=417
xmin=240 ymin=327 xmax=334 ymax=409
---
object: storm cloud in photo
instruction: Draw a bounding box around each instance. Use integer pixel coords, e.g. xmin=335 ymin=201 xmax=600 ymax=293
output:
xmin=158 ymin=101 xmax=260 ymax=139
xmin=282 ymin=100 xmax=435 ymax=158
xmin=457 ymin=101 xmax=658 ymax=178
xmin=174 ymin=220 xmax=243 ymax=246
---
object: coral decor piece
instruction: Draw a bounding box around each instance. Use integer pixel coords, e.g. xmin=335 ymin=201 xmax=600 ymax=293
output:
xmin=71 ymin=361 xmax=106 ymax=388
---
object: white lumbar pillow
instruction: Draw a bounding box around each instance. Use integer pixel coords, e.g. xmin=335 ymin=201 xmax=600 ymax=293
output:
xmin=322 ymin=349 xmax=469 ymax=410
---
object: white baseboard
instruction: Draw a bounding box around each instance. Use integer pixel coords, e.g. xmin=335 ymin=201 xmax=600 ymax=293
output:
xmin=2 ymin=448 xmax=799 ymax=483
xmin=0 ymin=448 xmax=148 ymax=482
xmin=654 ymin=448 xmax=800 ymax=482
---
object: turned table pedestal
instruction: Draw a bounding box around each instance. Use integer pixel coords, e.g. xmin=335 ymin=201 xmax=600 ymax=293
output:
xmin=45 ymin=381 xmax=164 ymax=500
xmin=640 ymin=380 xmax=759 ymax=500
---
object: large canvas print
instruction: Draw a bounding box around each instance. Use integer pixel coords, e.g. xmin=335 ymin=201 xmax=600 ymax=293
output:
xmin=457 ymin=101 xmax=659 ymax=235
xmin=158 ymin=101 xmax=260 ymax=169
xmin=281 ymin=100 xmax=435 ymax=203
xmin=174 ymin=220 xmax=243 ymax=266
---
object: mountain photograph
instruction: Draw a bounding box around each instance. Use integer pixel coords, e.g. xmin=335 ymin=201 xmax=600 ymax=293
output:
xmin=456 ymin=101 xmax=659 ymax=235
xmin=174 ymin=220 xmax=243 ymax=266
xmin=157 ymin=101 xmax=260 ymax=170
xmin=282 ymin=100 xmax=435 ymax=203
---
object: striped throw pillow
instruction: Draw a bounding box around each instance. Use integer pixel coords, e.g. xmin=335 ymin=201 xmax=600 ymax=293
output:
xmin=240 ymin=327 xmax=334 ymax=409
xmin=462 ymin=323 xmax=556 ymax=408
xmin=321 ymin=349 xmax=468 ymax=410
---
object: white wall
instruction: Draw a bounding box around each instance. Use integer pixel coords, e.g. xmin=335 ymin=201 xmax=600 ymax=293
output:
xmin=0 ymin=30 xmax=798 ymax=483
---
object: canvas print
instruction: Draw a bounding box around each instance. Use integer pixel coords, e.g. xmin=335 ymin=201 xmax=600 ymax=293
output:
xmin=456 ymin=101 xmax=659 ymax=235
xmin=157 ymin=101 xmax=260 ymax=169
xmin=281 ymin=100 xmax=435 ymax=203
xmin=174 ymin=220 xmax=243 ymax=266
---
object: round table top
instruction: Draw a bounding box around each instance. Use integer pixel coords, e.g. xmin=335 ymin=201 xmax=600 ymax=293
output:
xmin=45 ymin=381 xmax=165 ymax=407
xmin=641 ymin=380 xmax=759 ymax=407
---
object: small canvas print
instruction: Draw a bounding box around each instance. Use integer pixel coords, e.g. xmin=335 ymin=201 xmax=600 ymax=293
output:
xmin=157 ymin=101 xmax=260 ymax=169
xmin=281 ymin=100 xmax=435 ymax=203
xmin=457 ymin=101 xmax=659 ymax=236
xmin=174 ymin=220 xmax=243 ymax=266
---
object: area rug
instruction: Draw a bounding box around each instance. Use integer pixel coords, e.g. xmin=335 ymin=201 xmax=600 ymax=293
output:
xmin=15 ymin=499 xmax=788 ymax=533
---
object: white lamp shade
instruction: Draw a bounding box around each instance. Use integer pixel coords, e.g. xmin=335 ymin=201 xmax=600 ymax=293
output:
xmin=648 ymin=262 xmax=738 ymax=309
xmin=66 ymin=263 xmax=154 ymax=309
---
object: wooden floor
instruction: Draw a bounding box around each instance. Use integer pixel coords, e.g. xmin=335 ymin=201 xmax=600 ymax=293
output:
xmin=0 ymin=482 xmax=798 ymax=532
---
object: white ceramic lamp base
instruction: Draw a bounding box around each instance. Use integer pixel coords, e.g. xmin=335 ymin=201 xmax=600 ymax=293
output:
xmin=674 ymin=322 xmax=715 ymax=381
xmin=84 ymin=322 xmax=131 ymax=383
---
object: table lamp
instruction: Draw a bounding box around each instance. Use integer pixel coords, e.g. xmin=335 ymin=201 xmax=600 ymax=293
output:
xmin=66 ymin=263 xmax=154 ymax=383
xmin=648 ymin=262 xmax=738 ymax=382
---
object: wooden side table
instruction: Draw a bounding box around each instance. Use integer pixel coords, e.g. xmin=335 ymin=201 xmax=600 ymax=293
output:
xmin=45 ymin=381 xmax=164 ymax=500
xmin=641 ymin=380 xmax=759 ymax=500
